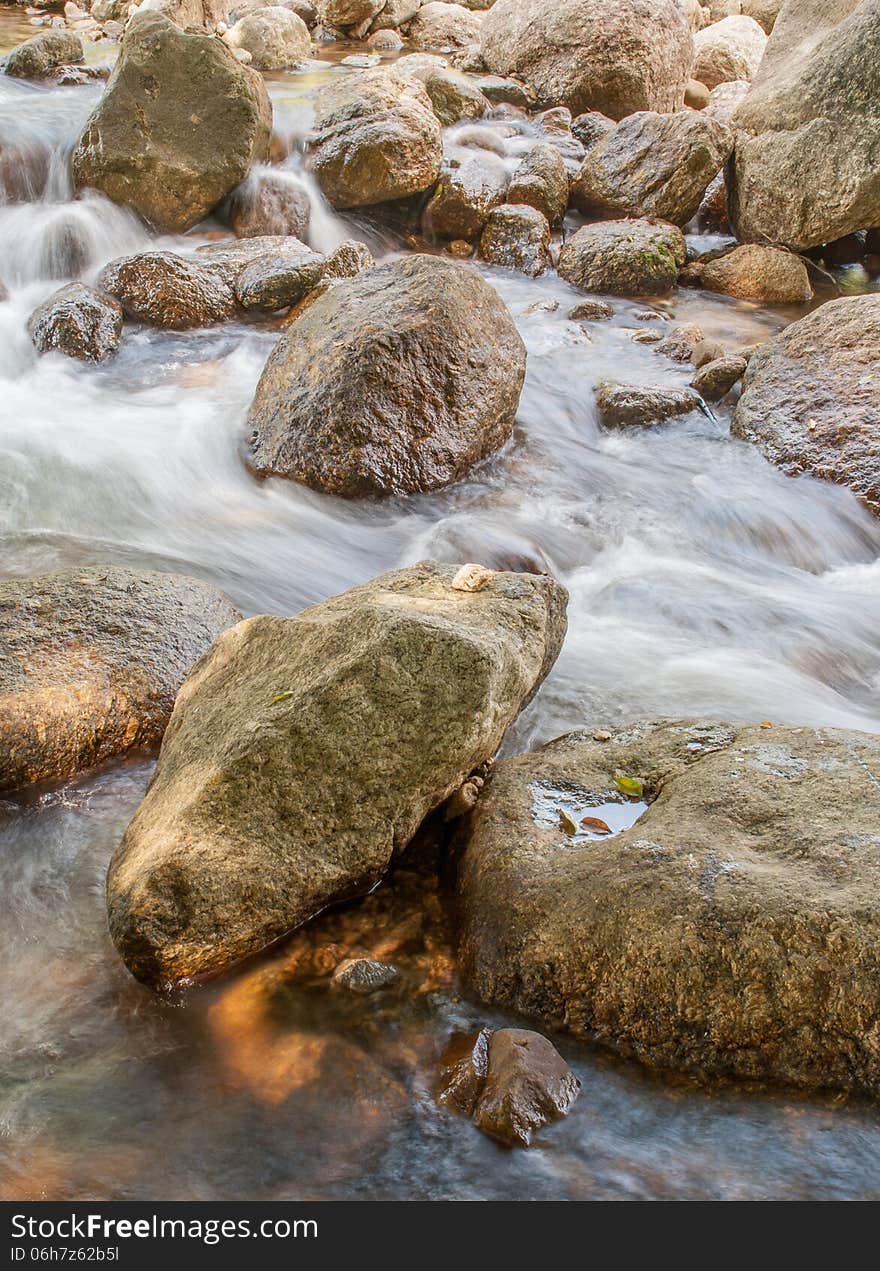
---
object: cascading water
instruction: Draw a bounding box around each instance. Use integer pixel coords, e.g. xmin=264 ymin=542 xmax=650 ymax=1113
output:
xmin=2 ymin=14 xmax=880 ymax=1202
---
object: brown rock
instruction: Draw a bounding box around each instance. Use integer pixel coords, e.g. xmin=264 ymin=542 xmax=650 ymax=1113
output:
xmin=479 ymin=203 xmax=551 ymax=277
xmin=437 ymin=1028 xmax=491 ymax=1114
xmin=247 ymin=254 xmax=526 ymax=497
xmin=234 ymin=242 xmax=325 ymax=311
xmin=408 ymin=1 xmax=482 ymax=49
xmin=423 ymin=153 xmax=509 ymax=241
xmin=97 ymin=251 xmax=237 ymax=330
xmin=0 ymin=568 xmax=240 ymax=794
xmin=28 ymin=283 xmax=123 ymax=362
xmin=472 ymin=1029 xmax=580 ymax=1148
xmin=691 ymin=13 xmax=767 ymax=88
xmin=558 ymin=218 xmax=687 ymax=297
xmin=506 ymin=142 xmax=568 ymax=224
xmin=596 ymin=382 xmax=703 ymax=428
xmin=691 ymin=354 xmax=746 ymax=400
xmin=683 ymin=244 xmax=812 ymax=303
xmin=228 ymin=169 xmax=311 ymax=240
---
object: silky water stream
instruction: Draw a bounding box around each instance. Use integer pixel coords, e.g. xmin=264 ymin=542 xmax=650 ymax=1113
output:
xmin=3 ymin=13 xmax=880 ymax=1200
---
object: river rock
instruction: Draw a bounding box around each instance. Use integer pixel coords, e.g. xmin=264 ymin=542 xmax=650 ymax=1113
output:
xmin=412 ymin=67 xmax=489 ymax=126
xmin=228 ymin=169 xmax=311 ymax=239
xmin=71 ymin=13 xmax=272 ymax=233
xmin=692 ymin=14 xmax=767 ymax=88
xmin=0 ymin=569 xmax=240 ymax=795
xmin=234 ymin=243 xmax=325 ymax=311
xmin=691 ymin=353 xmax=746 ymax=399
xmin=727 ymin=0 xmax=880 ymax=252
xmin=4 ymin=31 xmax=83 ymax=77
xmin=558 ymin=218 xmax=687 ymax=297
xmin=596 ymin=382 xmax=703 ymax=428
xmin=106 ymin=560 xmax=568 ymax=987
xmin=368 ymin=0 xmax=420 ymax=28
xmin=97 ymin=251 xmax=237 ymax=329
xmin=368 ymin=28 xmax=404 ymax=49
xmin=742 ymin=0 xmax=781 ymax=31
xmin=136 ymin=0 xmax=230 ymax=29
xmin=309 ymin=68 xmax=442 ymax=209
xmin=423 ymin=153 xmax=508 ymax=241
xmin=732 ymin=294 xmax=880 ymax=515
xmin=682 ymin=244 xmax=812 ymax=303
xmin=407 ymin=2 xmax=482 ymax=49
xmin=571 ymin=110 xmax=732 ymax=226
xmin=28 ymin=283 xmax=123 ymax=362
xmin=322 ymin=239 xmax=375 ymax=279
xmin=324 ymin=0 xmax=386 ymax=25
xmin=471 ymin=1030 xmax=580 ymax=1148
xmin=247 ymin=254 xmax=525 ymax=496
xmin=479 ymin=0 xmax=693 ymax=120
xmin=506 ymin=143 xmax=568 ymax=225
xmin=224 ymin=7 xmax=310 ymax=68
xmin=331 ymin=957 xmax=400 ymax=992
xmin=479 ymin=203 xmax=551 ymax=277
xmin=456 ymin=721 xmax=880 ymax=1094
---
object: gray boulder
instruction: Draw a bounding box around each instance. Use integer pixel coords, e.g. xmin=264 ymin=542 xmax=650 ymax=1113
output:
xmin=727 ymin=0 xmax=880 ymax=251
xmin=732 ymin=294 xmax=880 ymax=515
xmin=107 ymin=560 xmax=568 ymax=988
xmin=479 ymin=203 xmax=551 ymax=277
xmin=558 ymin=218 xmax=687 ymax=296
xmin=456 ymin=720 xmax=880 ymax=1094
xmin=4 ymin=31 xmax=83 ymax=78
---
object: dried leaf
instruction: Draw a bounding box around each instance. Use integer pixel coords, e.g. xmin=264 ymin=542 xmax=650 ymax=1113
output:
xmin=580 ymin=816 xmax=612 ymax=835
xmin=272 ymin=691 xmax=295 ymax=703
xmin=557 ymin=808 xmax=579 ymax=836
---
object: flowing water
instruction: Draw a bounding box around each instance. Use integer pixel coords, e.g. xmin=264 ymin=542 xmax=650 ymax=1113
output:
xmin=3 ymin=9 xmax=880 ymax=1201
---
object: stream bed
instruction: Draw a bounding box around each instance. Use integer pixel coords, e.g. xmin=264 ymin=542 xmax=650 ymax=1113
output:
xmin=3 ymin=8 xmax=880 ymax=1200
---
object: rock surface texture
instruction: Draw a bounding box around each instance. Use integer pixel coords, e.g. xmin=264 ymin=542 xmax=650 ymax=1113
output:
xmin=247 ymin=254 xmax=526 ymax=497
xmin=479 ymin=0 xmax=694 ymax=120
xmin=107 ymin=561 xmax=568 ymax=988
xmin=558 ymin=218 xmax=687 ymax=296
xmin=71 ymin=13 xmax=272 ymax=233
xmin=732 ymin=294 xmax=880 ymax=515
xmin=727 ymin=0 xmax=880 ymax=251
xmin=28 ymin=284 xmax=123 ymax=362
xmin=0 ymin=569 xmax=240 ymax=794
xmin=456 ymin=720 xmax=880 ymax=1094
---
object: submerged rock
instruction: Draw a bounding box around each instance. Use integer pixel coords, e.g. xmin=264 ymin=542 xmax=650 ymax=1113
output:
xmin=728 ymin=0 xmax=880 ymax=251
xmin=97 ymin=251 xmax=237 ymax=329
xmin=479 ymin=0 xmax=693 ymax=120
xmin=438 ymin=1027 xmax=579 ymax=1147
xmin=596 ymin=382 xmax=703 ymax=428
xmin=331 ymin=957 xmax=400 ymax=993
xmin=4 ymin=31 xmax=83 ymax=78
xmin=571 ymin=110 xmax=732 ymax=227
xmin=309 ymin=68 xmax=442 ymax=209
xmin=72 ymin=12 xmax=272 ymax=233
xmin=247 ymin=254 xmax=526 ymax=497
xmin=732 ymin=294 xmax=880 ymax=515
xmin=456 ymin=720 xmax=880 ymax=1094
xmin=558 ymin=218 xmax=687 ymax=297
xmin=0 ymin=569 xmax=240 ymax=794
xmin=682 ymin=244 xmax=812 ymax=303
xmin=28 ymin=283 xmax=123 ymax=362
xmin=106 ymin=560 xmax=568 ymax=988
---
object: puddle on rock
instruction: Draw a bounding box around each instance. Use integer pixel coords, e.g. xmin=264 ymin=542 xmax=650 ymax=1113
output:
xmin=530 ymin=780 xmax=648 ymax=841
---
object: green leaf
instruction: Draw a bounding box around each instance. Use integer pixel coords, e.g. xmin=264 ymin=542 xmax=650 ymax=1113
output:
xmin=614 ymin=774 xmax=644 ymax=800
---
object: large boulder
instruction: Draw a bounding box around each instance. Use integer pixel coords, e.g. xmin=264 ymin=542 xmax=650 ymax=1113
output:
xmin=558 ymin=218 xmax=687 ymax=296
xmin=4 ymin=31 xmax=83 ymax=78
xmin=732 ymin=294 xmax=880 ymax=515
xmin=309 ymin=68 xmax=442 ymax=209
xmin=407 ymin=1 xmax=482 ymax=49
xmin=691 ymin=13 xmax=767 ymax=88
xmin=479 ymin=0 xmax=693 ymax=120
xmin=0 ymin=569 xmax=240 ymax=795
xmin=682 ymin=243 xmax=812 ymax=302
xmin=571 ymin=110 xmax=732 ymax=226
xmin=727 ymin=0 xmax=880 ymax=251
xmin=247 ymin=254 xmax=526 ymax=497
xmin=28 ymin=284 xmax=123 ymax=363
xmin=456 ymin=720 xmax=880 ymax=1094
xmin=71 ymin=12 xmax=272 ymax=233
xmin=223 ymin=6 xmax=311 ymax=68
xmin=107 ymin=561 xmax=568 ymax=988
